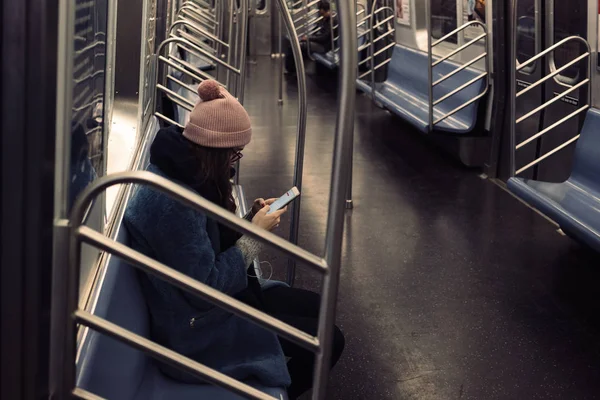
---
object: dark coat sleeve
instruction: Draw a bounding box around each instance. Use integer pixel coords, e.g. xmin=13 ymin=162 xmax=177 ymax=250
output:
xmin=125 ymin=187 xmax=248 ymax=308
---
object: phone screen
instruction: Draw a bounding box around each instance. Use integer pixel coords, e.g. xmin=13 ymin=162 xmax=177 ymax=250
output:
xmin=267 ymin=187 xmax=300 ymax=214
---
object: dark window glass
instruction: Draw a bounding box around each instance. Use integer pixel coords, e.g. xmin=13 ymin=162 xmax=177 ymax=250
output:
xmin=430 ymin=0 xmax=457 ymax=44
xmin=516 ymin=0 xmax=537 ymax=71
xmin=553 ymin=0 xmax=587 ymax=81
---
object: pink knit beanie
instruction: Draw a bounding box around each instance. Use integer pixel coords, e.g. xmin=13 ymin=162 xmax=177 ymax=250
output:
xmin=183 ymin=80 xmax=252 ymax=148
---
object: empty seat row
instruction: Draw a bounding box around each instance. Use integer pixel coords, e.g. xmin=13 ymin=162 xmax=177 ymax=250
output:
xmin=508 ymin=108 xmax=600 ymax=252
xmin=356 ymin=44 xmax=486 ymax=134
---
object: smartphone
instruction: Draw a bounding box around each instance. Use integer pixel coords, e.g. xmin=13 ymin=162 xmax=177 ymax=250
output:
xmin=267 ymin=187 xmax=300 ymax=214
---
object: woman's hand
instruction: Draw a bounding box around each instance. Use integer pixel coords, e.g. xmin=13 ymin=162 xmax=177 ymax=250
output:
xmin=252 ymin=205 xmax=287 ymax=231
xmin=251 ymin=198 xmax=276 ymax=216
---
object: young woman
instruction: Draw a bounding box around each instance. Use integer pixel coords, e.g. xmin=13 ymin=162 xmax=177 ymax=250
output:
xmin=124 ymin=79 xmax=344 ymax=399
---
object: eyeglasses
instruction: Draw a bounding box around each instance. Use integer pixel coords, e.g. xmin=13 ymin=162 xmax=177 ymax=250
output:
xmin=231 ymin=150 xmax=244 ymax=163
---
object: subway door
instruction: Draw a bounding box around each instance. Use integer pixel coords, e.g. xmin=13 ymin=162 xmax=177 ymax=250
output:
xmin=536 ymin=0 xmax=589 ymax=181
xmin=249 ymin=0 xmax=273 ymax=58
xmin=505 ymin=0 xmax=542 ymax=180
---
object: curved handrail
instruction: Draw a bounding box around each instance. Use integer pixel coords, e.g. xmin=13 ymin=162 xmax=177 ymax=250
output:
xmin=509 ymin=0 xmax=592 ymax=176
xmin=425 ymin=2 xmax=490 ymax=131
xmin=274 ymin=0 xmax=307 ymax=287
xmin=517 ymin=35 xmax=590 ymax=72
xmin=169 ymin=19 xmax=227 ymax=47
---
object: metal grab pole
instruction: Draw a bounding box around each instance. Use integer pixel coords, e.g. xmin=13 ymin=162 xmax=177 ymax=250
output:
xmin=313 ymin=0 xmax=357 ymax=397
xmin=274 ymin=0 xmax=308 ymax=287
xmin=509 ymin=0 xmax=517 ymax=176
xmin=234 ymin=0 xmax=249 ymax=185
xmin=426 ymin=0 xmax=434 ymax=132
xmin=278 ymin=13 xmax=284 ymax=105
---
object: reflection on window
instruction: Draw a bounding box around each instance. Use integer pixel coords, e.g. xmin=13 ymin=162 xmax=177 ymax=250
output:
xmin=430 ymin=0 xmax=457 ymax=44
xmin=516 ymin=0 xmax=536 ymax=72
xmin=553 ymin=0 xmax=586 ymax=81
xmin=71 ymin=0 xmax=109 ymax=293
xmin=71 ymin=0 xmax=108 ymax=211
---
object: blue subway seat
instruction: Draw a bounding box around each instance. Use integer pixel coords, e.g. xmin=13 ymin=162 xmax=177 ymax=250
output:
xmin=76 ymin=223 xmax=288 ymax=399
xmin=313 ymin=51 xmax=338 ymax=69
xmin=507 ymin=108 xmax=600 ymax=253
xmin=355 ymin=44 xmax=486 ymax=134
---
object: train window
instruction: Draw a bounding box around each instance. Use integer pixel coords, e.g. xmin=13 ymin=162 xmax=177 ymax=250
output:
xmin=552 ymin=0 xmax=587 ymax=83
xmin=256 ymin=0 xmax=267 ymax=13
xmin=71 ymin=0 xmax=109 ymax=295
xmin=430 ymin=0 xmax=458 ymax=44
xmin=516 ymin=0 xmax=538 ymax=73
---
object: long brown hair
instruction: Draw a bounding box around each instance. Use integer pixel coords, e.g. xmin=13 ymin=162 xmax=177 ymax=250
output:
xmin=191 ymin=144 xmax=237 ymax=213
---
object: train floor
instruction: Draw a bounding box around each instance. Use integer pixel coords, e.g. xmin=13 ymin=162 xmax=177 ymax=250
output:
xmin=240 ymin=57 xmax=600 ymax=400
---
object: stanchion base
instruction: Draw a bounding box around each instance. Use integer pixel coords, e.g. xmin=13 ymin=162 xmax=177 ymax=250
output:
xmin=345 ymin=199 xmax=353 ymax=209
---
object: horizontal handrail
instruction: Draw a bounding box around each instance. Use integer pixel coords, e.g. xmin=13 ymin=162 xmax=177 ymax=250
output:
xmin=156 ymin=83 xmax=195 ymax=109
xmin=74 ymin=311 xmax=277 ymax=400
xmin=433 ymin=89 xmax=488 ymax=125
xmin=516 ymin=52 xmax=590 ymax=98
xmin=516 ymin=105 xmax=589 ymax=150
xmin=358 ymin=41 xmax=395 ymax=66
xmin=158 ymin=55 xmax=206 ymax=83
xmin=76 ymin=226 xmax=321 ymax=351
xmin=295 ymin=15 xmax=323 ymax=31
xmin=167 ymin=49 xmax=217 ymax=81
xmin=517 ymin=35 xmax=589 ymax=72
xmin=179 ymin=9 xmax=217 ymax=28
xmin=516 ymin=134 xmax=580 ymax=175
xmin=358 ymin=57 xmax=392 ymax=79
xmin=157 ymin=37 xmax=240 ymax=74
xmin=433 ymin=71 xmax=487 ymax=106
xmin=431 ymin=20 xmax=486 ymax=47
xmin=433 ymin=52 xmax=487 ymax=87
xmin=516 ymin=78 xmax=589 ymax=124
xmin=181 ymin=6 xmax=218 ymax=24
xmin=432 ymin=32 xmax=486 ymax=67
xmin=167 ymin=74 xmax=198 ymax=94
xmin=170 ymin=20 xmax=228 ymax=47
xmin=291 ymin=0 xmax=319 ymax=14
xmin=71 ymin=172 xmax=329 ymax=275
xmin=173 ymin=29 xmax=218 ymax=54
xmin=294 ymin=8 xmax=319 ymax=24
xmin=155 ymin=112 xmax=184 ymax=128
xmin=427 ymin=12 xmax=489 ymax=131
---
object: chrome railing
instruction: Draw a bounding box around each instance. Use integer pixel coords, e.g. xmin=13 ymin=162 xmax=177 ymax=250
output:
xmin=153 ymin=0 xmax=248 ymax=126
xmin=510 ymin=34 xmax=591 ymax=176
xmin=275 ymin=0 xmax=308 ymax=287
xmin=425 ymin=13 xmax=489 ymax=131
xmin=357 ymin=4 xmax=395 ymax=93
xmin=51 ymin=3 xmax=356 ymax=399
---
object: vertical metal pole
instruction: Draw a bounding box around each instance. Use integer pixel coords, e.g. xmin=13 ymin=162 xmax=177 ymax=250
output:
xmin=345 ymin=154 xmax=353 ymax=209
xmin=137 ymin=0 xmax=152 ymax=133
xmin=426 ymin=0 xmax=434 ymax=132
xmin=50 ymin=0 xmax=75 ymax=396
xmin=215 ymin=0 xmax=224 ymax=83
xmin=233 ymin=0 xmax=249 ymax=186
xmin=238 ymin=0 xmax=249 ymax=103
xmin=226 ymin=0 xmax=235 ymax=91
xmin=369 ymin=1 xmax=376 ymax=97
xmin=278 ymin=13 xmax=284 ymax=105
xmin=509 ymin=0 xmax=517 ymax=176
xmin=274 ymin=0 xmax=308 ymax=287
xmin=313 ymin=0 xmax=357 ymax=398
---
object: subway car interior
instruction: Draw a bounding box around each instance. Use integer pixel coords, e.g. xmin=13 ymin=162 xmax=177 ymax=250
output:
xmin=3 ymin=0 xmax=600 ymax=399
